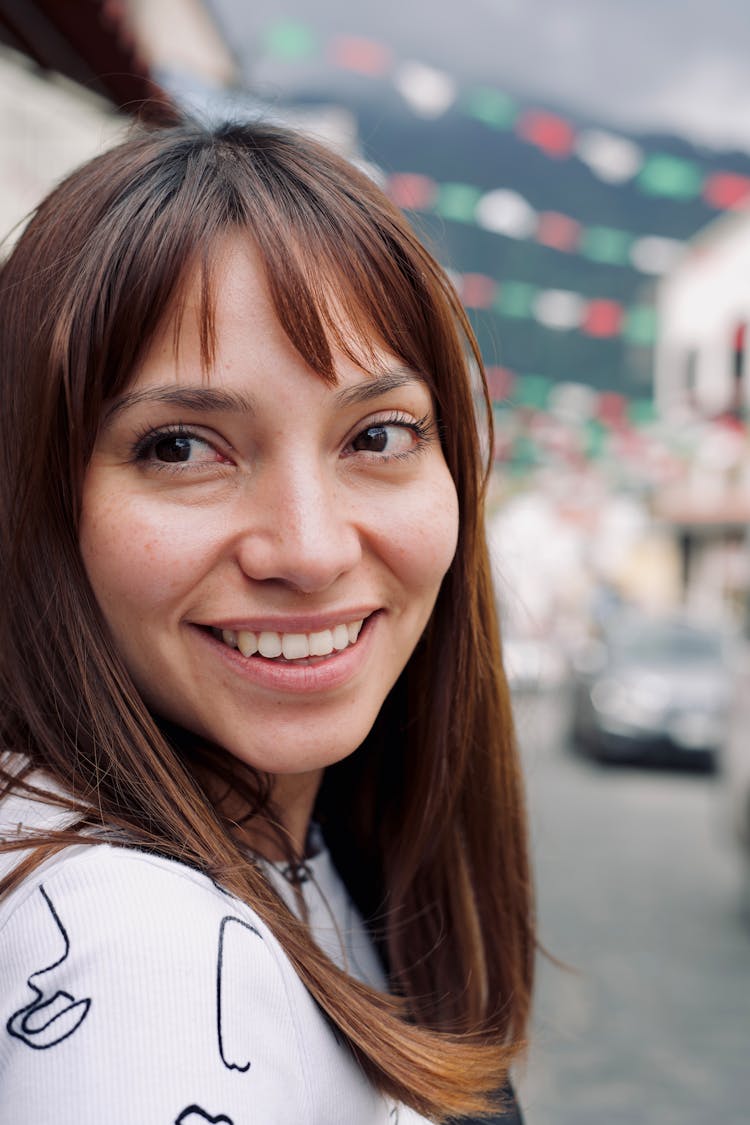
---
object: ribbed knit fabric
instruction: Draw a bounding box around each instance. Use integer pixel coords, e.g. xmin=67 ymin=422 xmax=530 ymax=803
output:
xmin=0 ymin=780 xmax=433 ymax=1124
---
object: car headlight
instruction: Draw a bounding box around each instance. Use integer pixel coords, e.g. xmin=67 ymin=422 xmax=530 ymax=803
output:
xmin=590 ymin=677 xmax=629 ymax=718
xmin=590 ymin=675 xmax=669 ymax=726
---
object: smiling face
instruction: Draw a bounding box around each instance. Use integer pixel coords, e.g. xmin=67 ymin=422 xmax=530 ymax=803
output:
xmin=79 ymin=239 xmax=459 ymax=818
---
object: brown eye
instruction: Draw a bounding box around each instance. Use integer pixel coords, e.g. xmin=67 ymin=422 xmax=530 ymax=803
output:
xmin=350 ymin=424 xmax=416 ymax=457
xmin=353 ymin=425 xmax=389 ymax=453
xmin=153 ymin=436 xmax=194 ymax=462
xmin=135 ymin=429 xmax=223 ymax=467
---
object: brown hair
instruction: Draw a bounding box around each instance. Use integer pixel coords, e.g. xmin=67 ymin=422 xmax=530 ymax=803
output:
xmin=0 ymin=120 xmax=533 ymax=1120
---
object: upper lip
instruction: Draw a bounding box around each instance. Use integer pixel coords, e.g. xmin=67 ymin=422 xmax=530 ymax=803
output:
xmin=196 ymin=608 xmax=378 ymax=633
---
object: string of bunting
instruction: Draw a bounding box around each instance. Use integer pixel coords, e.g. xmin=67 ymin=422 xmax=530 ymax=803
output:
xmin=385 ymin=173 xmax=685 ymax=276
xmin=449 ymin=269 xmax=657 ymax=345
xmin=261 ymin=21 xmax=750 ymax=212
xmin=487 ymin=372 xmax=663 ymax=469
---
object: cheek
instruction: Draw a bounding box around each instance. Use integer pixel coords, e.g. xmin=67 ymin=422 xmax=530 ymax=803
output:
xmin=380 ymin=469 xmax=459 ymax=596
xmin=79 ymin=492 xmax=216 ymax=615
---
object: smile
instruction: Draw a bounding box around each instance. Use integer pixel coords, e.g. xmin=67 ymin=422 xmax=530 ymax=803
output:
xmin=211 ymin=619 xmax=365 ymax=662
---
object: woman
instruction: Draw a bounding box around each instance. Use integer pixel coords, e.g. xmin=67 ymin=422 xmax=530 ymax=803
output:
xmin=0 ymin=120 xmax=534 ymax=1123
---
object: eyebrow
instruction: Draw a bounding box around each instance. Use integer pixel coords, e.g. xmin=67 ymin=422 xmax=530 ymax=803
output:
xmin=103 ymin=386 xmax=255 ymax=425
xmin=103 ymin=368 xmax=427 ymax=424
xmin=334 ymin=368 xmax=428 ymax=407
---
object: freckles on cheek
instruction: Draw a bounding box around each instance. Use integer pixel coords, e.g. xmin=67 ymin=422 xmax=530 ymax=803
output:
xmin=81 ymin=500 xmax=213 ymax=601
xmin=390 ymin=483 xmax=459 ymax=585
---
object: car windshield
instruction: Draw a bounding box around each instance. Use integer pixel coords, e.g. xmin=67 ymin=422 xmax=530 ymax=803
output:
xmin=612 ymin=622 xmax=722 ymax=666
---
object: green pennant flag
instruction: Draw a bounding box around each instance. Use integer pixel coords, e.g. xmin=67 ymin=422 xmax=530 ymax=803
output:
xmin=262 ymin=22 xmax=317 ymax=59
xmin=628 ymin=398 xmax=657 ymax=426
xmin=495 ymin=281 xmax=536 ymax=319
xmin=515 ymin=374 xmax=551 ymax=409
xmin=638 ymin=155 xmax=702 ymax=199
xmin=623 ymin=305 xmax=658 ymax=346
xmin=511 ymin=434 xmax=539 ymax=469
xmin=435 ymin=183 xmax=482 ymax=222
xmin=462 ymin=87 xmax=518 ymax=129
xmin=584 ymin=419 xmax=607 ymax=459
xmin=580 ymin=226 xmax=632 ymax=266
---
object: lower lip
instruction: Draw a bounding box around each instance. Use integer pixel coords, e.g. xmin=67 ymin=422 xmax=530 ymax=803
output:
xmin=193 ymin=614 xmax=379 ymax=695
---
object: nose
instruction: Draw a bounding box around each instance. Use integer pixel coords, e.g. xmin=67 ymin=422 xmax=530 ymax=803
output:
xmin=234 ymin=458 xmax=363 ymax=594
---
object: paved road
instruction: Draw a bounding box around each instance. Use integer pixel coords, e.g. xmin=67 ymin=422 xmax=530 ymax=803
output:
xmin=513 ymin=688 xmax=750 ymax=1125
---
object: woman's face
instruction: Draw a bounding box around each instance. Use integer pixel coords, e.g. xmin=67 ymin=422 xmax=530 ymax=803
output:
xmin=80 ymin=238 xmax=459 ymax=789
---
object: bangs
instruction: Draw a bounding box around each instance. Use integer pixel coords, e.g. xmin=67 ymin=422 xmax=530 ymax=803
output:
xmin=167 ymin=131 xmax=454 ymax=400
xmin=7 ymin=120 xmax=480 ymax=515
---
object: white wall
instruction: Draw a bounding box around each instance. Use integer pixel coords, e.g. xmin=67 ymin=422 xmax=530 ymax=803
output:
xmin=655 ymin=213 xmax=750 ymax=418
xmin=0 ymin=47 xmax=125 ymax=250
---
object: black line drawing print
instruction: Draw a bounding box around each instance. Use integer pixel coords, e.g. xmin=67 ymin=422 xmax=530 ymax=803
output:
xmin=6 ymin=884 xmax=92 ymax=1049
xmin=216 ymin=914 xmax=264 ymax=1072
xmin=175 ymin=1106 xmax=234 ymax=1125
xmin=389 ymin=1105 xmax=400 ymax=1122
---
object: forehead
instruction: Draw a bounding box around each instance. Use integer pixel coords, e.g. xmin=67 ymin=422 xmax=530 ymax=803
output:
xmin=148 ymin=237 xmax=291 ymax=372
xmin=112 ymin=235 xmax=428 ymax=412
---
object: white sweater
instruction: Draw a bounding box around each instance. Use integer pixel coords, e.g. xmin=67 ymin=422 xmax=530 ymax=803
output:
xmin=0 ymin=780 xmax=433 ymax=1125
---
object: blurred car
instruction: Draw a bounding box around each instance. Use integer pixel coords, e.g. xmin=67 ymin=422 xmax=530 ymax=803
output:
xmin=570 ymin=612 xmax=730 ymax=769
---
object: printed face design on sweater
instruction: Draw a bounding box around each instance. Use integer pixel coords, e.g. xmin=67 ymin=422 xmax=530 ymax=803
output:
xmin=216 ymin=915 xmax=264 ymax=1073
xmin=175 ymin=1107 xmax=234 ymax=1125
xmin=80 ymin=238 xmax=459 ymax=804
xmin=6 ymin=885 xmax=91 ymax=1050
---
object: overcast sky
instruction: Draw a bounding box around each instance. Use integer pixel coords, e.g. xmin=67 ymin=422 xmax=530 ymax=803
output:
xmin=210 ymin=0 xmax=750 ymax=152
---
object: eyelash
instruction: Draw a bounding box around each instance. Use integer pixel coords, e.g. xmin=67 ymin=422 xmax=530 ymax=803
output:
xmin=130 ymin=412 xmax=437 ymax=470
xmin=130 ymin=423 xmax=223 ymax=472
xmin=347 ymin=412 xmax=436 ymax=461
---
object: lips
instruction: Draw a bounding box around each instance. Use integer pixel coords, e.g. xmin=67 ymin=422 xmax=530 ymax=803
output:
xmin=197 ymin=612 xmax=378 ymax=695
xmin=213 ymin=619 xmax=365 ymax=661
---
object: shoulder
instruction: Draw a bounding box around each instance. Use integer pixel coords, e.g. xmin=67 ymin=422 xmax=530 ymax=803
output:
xmin=0 ymin=844 xmax=385 ymax=1124
xmin=0 ymin=839 xmax=261 ymax=970
xmin=0 ymin=845 xmax=297 ymax=1064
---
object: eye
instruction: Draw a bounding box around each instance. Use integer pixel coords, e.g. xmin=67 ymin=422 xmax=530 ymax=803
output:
xmin=351 ymin=423 xmax=417 ymax=456
xmin=347 ymin=413 xmax=433 ymax=461
xmin=151 ymin=434 xmax=212 ymax=463
xmin=133 ymin=426 xmax=230 ymax=468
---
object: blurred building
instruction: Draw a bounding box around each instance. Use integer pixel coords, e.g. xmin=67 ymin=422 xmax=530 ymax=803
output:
xmin=0 ymin=0 xmax=240 ymax=245
xmin=655 ymin=212 xmax=750 ymax=419
xmin=0 ymin=0 xmax=363 ymax=250
xmin=654 ymin=210 xmax=750 ymax=627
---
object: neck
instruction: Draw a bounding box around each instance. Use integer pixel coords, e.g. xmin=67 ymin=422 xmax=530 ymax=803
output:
xmin=242 ymin=768 xmax=324 ymax=862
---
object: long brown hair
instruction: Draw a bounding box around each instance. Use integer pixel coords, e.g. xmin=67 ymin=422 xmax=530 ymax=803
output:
xmin=0 ymin=120 xmax=533 ymax=1120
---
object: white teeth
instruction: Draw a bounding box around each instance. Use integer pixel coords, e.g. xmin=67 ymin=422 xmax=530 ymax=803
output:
xmin=237 ymin=630 xmax=258 ymax=657
xmin=258 ymin=631 xmax=283 ymax=658
xmin=282 ymin=633 xmax=310 ymax=660
xmin=332 ymin=624 xmax=349 ymax=651
xmin=218 ymin=618 xmax=366 ymax=660
xmin=309 ymin=629 xmax=334 ymax=657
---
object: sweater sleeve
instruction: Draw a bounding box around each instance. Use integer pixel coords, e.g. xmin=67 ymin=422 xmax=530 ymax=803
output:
xmin=0 ymin=846 xmax=395 ymax=1125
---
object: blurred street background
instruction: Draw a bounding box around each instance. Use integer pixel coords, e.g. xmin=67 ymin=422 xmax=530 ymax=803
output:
xmin=515 ymin=687 xmax=750 ymax=1123
xmin=1 ymin=1 xmax=749 ymax=1119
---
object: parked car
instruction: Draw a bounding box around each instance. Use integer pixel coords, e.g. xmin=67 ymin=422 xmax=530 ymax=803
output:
xmin=570 ymin=612 xmax=730 ymax=769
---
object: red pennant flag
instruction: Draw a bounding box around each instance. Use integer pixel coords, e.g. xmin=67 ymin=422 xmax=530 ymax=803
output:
xmin=582 ymin=299 xmax=623 ymax=338
xmin=703 ymin=172 xmax=750 ymax=211
xmin=385 ymin=173 xmax=437 ymax=210
xmin=536 ymin=211 xmax=581 ymax=251
xmin=461 ymin=273 xmax=496 ymax=309
xmin=597 ymin=391 xmax=628 ymax=428
xmin=329 ymin=36 xmax=392 ymax=75
xmin=517 ymin=110 xmax=575 ymax=158
xmin=486 ymin=366 xmax=515 ymax=400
